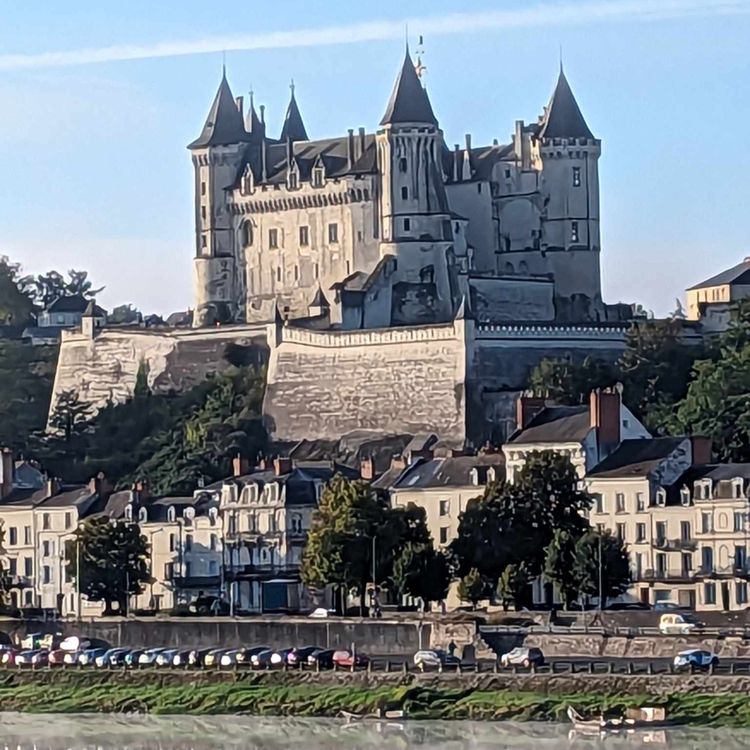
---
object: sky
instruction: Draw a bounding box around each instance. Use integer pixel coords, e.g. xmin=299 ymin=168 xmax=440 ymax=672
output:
xmin=1 ymin=0 xmax=749 ymax=317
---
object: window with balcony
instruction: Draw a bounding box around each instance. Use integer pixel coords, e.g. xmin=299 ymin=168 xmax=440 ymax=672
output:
xmin=299 ymin=225 xmax=309 ymax=246
xmin=24 ymin=557 xmax=32 ymax=576
xmin=704 ymin=581 xmax=716 ymax=605
xmin=328 ymin=223 xmax=339 ymax=243
xmin=701 ymin=512 xmax=713 ymax=533
xmin=737 ymin=582 xmax=748 ymax=605
xmin=24 ymin=526 xmax=31 ymax=545
xmin=42 ymin=566 xmax=51 ymax=584
xmin=185 ymin=534 xmax=193 ymax=552
xmin=8 ymin=527 xmax=16 ymax=546
xmin=439 ymin=499 xmax=450 ymax=517
xmin=681 ymin=521 xmax=692 ymax=542
xmin=735 ymin=512 xmax=745 ymax=533
xmin=636 ymin=493 xmax=645 ymax=512
xmin=682 ymin=553 xmax=693 ymax=576
xmin=616 ymin=523 xmax=626 ymax=542
xmin=636 ymin=523 xmax=646 ymax=543
xmin=701 ymin=546 xmax=714 ymax=573
xmin=656 ymin=553 xmax=667 ymax=576
xmin=656 ymin=521 xmax=667 ymax=544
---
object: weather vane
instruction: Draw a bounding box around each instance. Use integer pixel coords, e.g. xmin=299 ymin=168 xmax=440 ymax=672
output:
xmin=415 ymin=34 xmax=427 ymax=79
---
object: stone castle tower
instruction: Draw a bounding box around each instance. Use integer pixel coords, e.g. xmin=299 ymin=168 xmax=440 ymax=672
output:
xmin=188 ymin=51 xmax=605 ymax=329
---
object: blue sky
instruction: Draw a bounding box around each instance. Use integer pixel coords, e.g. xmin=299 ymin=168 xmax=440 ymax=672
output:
xmin=1 ymin=0 xmax=749 ymax=317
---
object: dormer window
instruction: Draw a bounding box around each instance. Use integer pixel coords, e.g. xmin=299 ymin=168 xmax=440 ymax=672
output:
xmin=656 ymin=488 xmax=667 ymax=507
xmin=241 ymin=166 xmax=254 ymax=196
xmin=242 ymin=221 xmax=254 ymax=247
xmin=681 ymin=487 xmax=692 ymax=507
xmin=734 ymin=479 xmax=744 ymax=499
xmin=124 ymin=505 xmax=133 ymax=522
xmin=167 ymin=506 xmax=176 ymax=523
xmin=487 ymin=467 xmax=497 ymax=483
xmin=184 ymin=507 xmax=195 ymax=525
xmin=138 ymin=507 xmax=148 ymax=523
xmin=288 ymin=170 xmax=299 ymax=191
xmin=209 ymin=507 xmax=218 ymax=526
xmin=312 ymin=166 xmax=325 ymax=188
xmin=470 ymin=468 xmax=480 ymax=486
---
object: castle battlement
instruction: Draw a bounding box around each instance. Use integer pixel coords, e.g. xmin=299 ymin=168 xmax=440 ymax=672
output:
xmin=277 ymin=320 xmax=462 ymax=348
xmin=475 ymin=322 xmax=629 ymax=339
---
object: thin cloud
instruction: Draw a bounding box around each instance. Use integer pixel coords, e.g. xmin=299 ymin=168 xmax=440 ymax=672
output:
xmin=1 ymin=0 xmax=749 ymax=71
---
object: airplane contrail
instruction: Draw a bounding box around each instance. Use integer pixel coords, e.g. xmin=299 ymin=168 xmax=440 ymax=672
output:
xmin=0 ymin=0 xmax=748 ymax=71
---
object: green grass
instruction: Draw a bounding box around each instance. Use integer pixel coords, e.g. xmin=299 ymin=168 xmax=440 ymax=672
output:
xmin=1 ymin=672 xmax=750 ymax=726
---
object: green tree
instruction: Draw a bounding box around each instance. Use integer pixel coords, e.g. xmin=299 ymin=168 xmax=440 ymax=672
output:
xmin=544 ymin=528 xmax=582 ymax=608
xmin=497 ymin=562 xmax=533 ymax=611
xmin=529 ymin=356 xmax=619 ymax=405
xmin=46 ymin=389 xmax=92 ymax=449
xmin=0 ymin=255 xmax=35 ymax=325
xmin=67 ymin=517 xmax=150 ymax=615
xmin=457 ymin=568 xmax=485 ymax=609
xmin=31 ymin=269 xmax=103 ymax=309
xmin=670 ymin=303 xmax=750 ymax=462
xmin=573 ymin=529 xmax=631 ymax=608
xmin=393 ymin=543 xmax=451 ymax=610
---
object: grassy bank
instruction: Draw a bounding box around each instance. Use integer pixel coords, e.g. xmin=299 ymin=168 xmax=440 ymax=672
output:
xmin=2 ymin=672 xmax=750 ymax=726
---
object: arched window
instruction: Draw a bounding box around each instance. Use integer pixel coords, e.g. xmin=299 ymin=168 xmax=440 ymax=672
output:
xmin=242 ymin=221 xmax=254 ymax=247
xmin=167 ymin=506 xmax=176 ymax=523
xmin=138 ymin=507 xmax=148 ymax=523
xmin=503 ymin=262 xmax=515 ymax=275
xmin=518 ymin=261 xmax=529 ymax=274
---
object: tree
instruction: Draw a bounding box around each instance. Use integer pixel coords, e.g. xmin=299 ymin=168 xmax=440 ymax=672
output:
xmin=529 ymin=356 xmax=619 ymax=405
xmin=544 ymin=528 xmax=581 ymax=608
xmin=31 ymin=269 xmax=103 ymax=309
xmin=392 ymin=543 xmax=451 ymax=610
xmin=457 ymin=568 xmax=485 ymax=609
xmin=67 ymin=517 xmax=150 ymax=615
xmin=0 ymin=255 xmax=35 ymax=326
xmin=46 ymin=389 xmax=92 ymax=448
xmin=0 ymin=524 xmax=9 ymax=606
xmin=669 ymin=303 xmax=750 ymax=462
xmin=497 ymin=562 xmax=533 ymax=611
xmin=573 ymin=529 xmax=631 ymax=608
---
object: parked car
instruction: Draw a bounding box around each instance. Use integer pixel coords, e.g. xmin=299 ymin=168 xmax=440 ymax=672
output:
xmin=606 ymin=602 xmax=652 ymax=611
xmin=48 ymin=648 xmax=70 ymax=667
xmin=188 ymin=648 xmax=216 ymax=668
xmin=250 ymin=648 xmax=276 ymax=669
xmin=124 ymin=649 xmax=146 ymax=668
xmin=109 ymin=649 xmax=133 ymax=667
xmin=331 ymin=649 xmax=369 ymax=668
xmin=659 ymin=613 xmax=697 ymax=635
xmin=78 ymin=648 xmax=108 ymax=667
xmin=0 ymin=647 xmax=19 ymax=666
xmin=138 ymin=648 xmax=168 ymax=667
xmin=307 ymin=648 xmax=335 ymax=669
xmin=203 ymin=648 xmax=230 ymax=668
xmin=287 ymin=646 xmax=322 ymax=667
xmin=655 ymin=601 xmax=690 ymax=612
xmin=308 ymin=608 xmax=330 ymax=618
xmin=500 ymin=647 xmax=545 ymax=668
xmin=673 ymin=649 xmax=718 ymax=671
xmin=171 ymin=649 xmax=193 ymax=668
xmin=219 ymin=649 xmax=243 ymax=668
xmin=15 ymin=649 xmax=49 ymax=667
xmin=235 ymin=646 xmax=270 ymax=667
xmin=270 ymin=648 xmax=294 ymax=667
xmin=96 ymin=648 xmax=129 ymax=668
xmin=156 ymin=649 xmax=180 ymax=667
xmin=413 ymin=649 xmax=460 ymax=670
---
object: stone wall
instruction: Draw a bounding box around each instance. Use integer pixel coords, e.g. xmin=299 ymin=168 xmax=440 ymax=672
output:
xmin=49 ymin=324 xmax=268 ymax=421
xmin=263 ymin=320 xmax=469 ymax=447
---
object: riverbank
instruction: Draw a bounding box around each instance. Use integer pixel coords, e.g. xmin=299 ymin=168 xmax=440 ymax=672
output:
xmin=2 ymin=670 xmax=750 ymax=726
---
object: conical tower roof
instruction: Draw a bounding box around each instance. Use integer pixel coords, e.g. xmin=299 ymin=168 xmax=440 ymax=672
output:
xmin=539 ymin=68 xmax=593 ymax=140
xmin=188 ymin=71 xmax=250 ymax=150
xmin=380 ymin=49 xmax=438 ymax=127
xmin=245 ymin=92 xmax=264 ymax=136
xmin=280 ymin=85 xmax=308 ymax=142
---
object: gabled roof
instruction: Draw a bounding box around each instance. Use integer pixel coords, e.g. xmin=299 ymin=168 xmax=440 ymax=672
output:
xmin=380 ymin=49 xmax=438 ymax=127
xmin=687 ymin=259 xmax=750 ymax=291
xmin=280 ymin=88 xmax=308 ymax=142
xmin=188 ymin=72 xmax=251 ymax=150
xmin=508 ymin=405 xmax=591 ymax=445
xmin=46 ymin=294 xmax=102 ymax=315
xmin=539 ymin=68 xmax=594 ymax=140
xmin=375 ymin=455 xmax=505 ymax=491
xmin=587 ymin=437 xmax=687 ymax=479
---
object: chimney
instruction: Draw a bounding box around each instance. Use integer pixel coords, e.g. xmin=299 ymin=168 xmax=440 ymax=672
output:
xmin=515 ymin=393 xmax=547 ymax=430
xmin=360 ymin=456 xmax=375 ymax=481
xmin=46 ymin=477 xmax=60 ymax=498
xmin=257 ymin=456 xmax=268 ymax=471
xmin=464 ymin=133 xmax=472 ymax=152
xmin=390 ymin=455 xmax=407 ymax=472
xmin=358 ymin=127 xmax=366 ymax=158
xmin=273 ymin=456 xmax=293 ymax=477
xmin=347 ymin=128 xmax=355 ymax=170
xmin=590 ymin=387 xmax=621 ymax=450
xmin=233 ymin=453 xmax=250 ymax=477
xmin=453 ymin=144 xmax=460 ymax=182
xmin=691 ymin=436 xmax=713 ymax=466
xmin=235 ymin=96 xmax=244 ymax=119
xmin=88 ymin=472 xmax=111 ymax=497
xmin=261 ymin=136 xmax=268 ymax=181
xmin=132 ymin=480 xmax=150 ymax=504
xmin=0 ymin=448 xmax=13 ymax=499
xmin=462 ymin=135 xmax=472 ymax=181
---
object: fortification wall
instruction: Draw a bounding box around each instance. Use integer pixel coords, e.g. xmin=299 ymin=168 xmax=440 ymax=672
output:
xmin=263 ymin=321 xmax=469 ymax=447
xmin=50 ymin=325 xmax=268 ymax=419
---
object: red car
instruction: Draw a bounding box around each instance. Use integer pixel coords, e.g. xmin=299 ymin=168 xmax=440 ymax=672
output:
xmin=0 ymin=648 xmax=19 ymax=667
xmin=332 ymin=649 xmax=369 ymax=668
xmin=48 ymin=649 xmax=69 ymax=667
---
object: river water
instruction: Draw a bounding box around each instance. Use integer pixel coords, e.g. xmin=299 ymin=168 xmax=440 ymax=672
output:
xmin=2 ymin=714 xmax=750 ymax=749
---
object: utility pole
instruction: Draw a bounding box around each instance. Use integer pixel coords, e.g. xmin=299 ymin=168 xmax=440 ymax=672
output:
xmin=371 ymin=536 xmax=377 ymax=618
xmin=598 ymin=532 xmax=603 ymax=613
xmin=76 ymin=537 xmax=81 ymax=621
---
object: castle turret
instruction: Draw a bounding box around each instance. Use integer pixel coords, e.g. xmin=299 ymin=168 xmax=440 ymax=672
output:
xmin=376 ymin=49 xmax=455 ymax=322
xmin=188 ymin=70 xmax=251 ymax=326
xmin=280 ymin=83 xmax=308 ymax=142
xmin=536 ymin=66 xmax=602 ymax=305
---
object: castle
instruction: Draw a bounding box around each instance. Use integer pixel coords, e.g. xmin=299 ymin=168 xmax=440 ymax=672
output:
xmin=51 ymin=49 xmax=635 ymax=448
xmin=191 ymin=49 xmax=612 ymax=329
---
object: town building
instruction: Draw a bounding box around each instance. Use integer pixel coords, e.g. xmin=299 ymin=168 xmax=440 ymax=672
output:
xmin=686 ymin=258 xmax=750 ymax=331
xmin=23 ymin=297 xmax=107 ymax=346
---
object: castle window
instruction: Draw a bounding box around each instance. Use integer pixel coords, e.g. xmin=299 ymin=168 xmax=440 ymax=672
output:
xmin=504 ymin=168 xmax=511 ymax=180
xmin=328 ymin=223 xmax=339 ymax=244
xmin=299 ymin=226 xmax=309 ymax=247
xmin=399 ymin=158 xmax=407 ymax=173
xmin=314 ymin=262 xmax=319 ymax=279
xmin=573 ymin=167 xmax=582 ymax=187
xmin=477 ymin=183 xmax=482 ymax=193
xmin=269 ymin=228 xmax=279 ymax=249
xmin=294 ymin=265 xmax=299 ymax=281
xmin=312 ymin=168 xmax=324 ymax=188
xmin=288 ymin=172 xmax=298 ymax=190
xmin=276 ymin=266 xmax=282 ymax=282
xmin=201 ymin=181 xmax=206 ymax=196
xmin=403 ymin=218 xmax=411 ymax=232
xmin=242 ymin=222 xmax=253 ymax=247
xmin=401 ymin=186 xmax=408 ymax=200
xmin=201 ymin=236 xmax=207 ymax=249
xmin=571 ymin=222 xmax=579 ymax=243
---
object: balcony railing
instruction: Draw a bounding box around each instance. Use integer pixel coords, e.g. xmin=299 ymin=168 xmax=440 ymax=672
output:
xmin=640 ymin=569 xmax=695 ymax=582
xmin=694 ymin=564 xmax=750 ymax=579
xmin=652 ymin=537 xmax=697 ymax=552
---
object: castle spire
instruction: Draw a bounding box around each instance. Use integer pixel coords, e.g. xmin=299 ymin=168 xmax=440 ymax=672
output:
xmin=245 ymin=87 xmax=264 ymax=136
xmin=380 ymin=48 xmax=438 ymax=127
xmin=280 ymin=80 xmax=309 ymax=142
xmin=539 ymin=67 xmax=593 ymax=140
xmin=188 ymin=71 xmax=250 ymax=150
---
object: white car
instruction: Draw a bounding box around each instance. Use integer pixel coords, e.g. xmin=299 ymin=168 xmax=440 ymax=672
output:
xmin=673 ymin=649 xmax=718 ymax=670
xmin=308 ymin=608 xmax=330 ymax=619
xmin=413 ymin=650 xmax=460 ymax=669
xmin=500 ymin=647 xmax=545 ymax=668
xmin=659 ymin=613 xmax=697 ymax=635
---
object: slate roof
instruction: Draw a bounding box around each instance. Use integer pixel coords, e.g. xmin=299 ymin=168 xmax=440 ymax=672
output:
xmin=508 ymin=405 xmax=591 ymax=445
xmin=687 ymin=259 xmax=750 ymax=291
xmin=22 ymin=326 xmax=65 ymax=342
xmin=374 ymin=455 xmax=505 ymax=491
xmin=38 ymin=486 xmax=95 ymax=509
xmin=587 ymin=438 xmax=687 ymax=478
xmin=539 ymin=68 xmax=594 ymax=140
xmin=188 ymin=73 xmax=252 ymax=150
xmin=280 ymin=89 xmax=308 ymax=142
xmin=380 ymin=50 xmax=438 ymax=127
xmin=46 ymin=295 xmax=104 ymax=316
